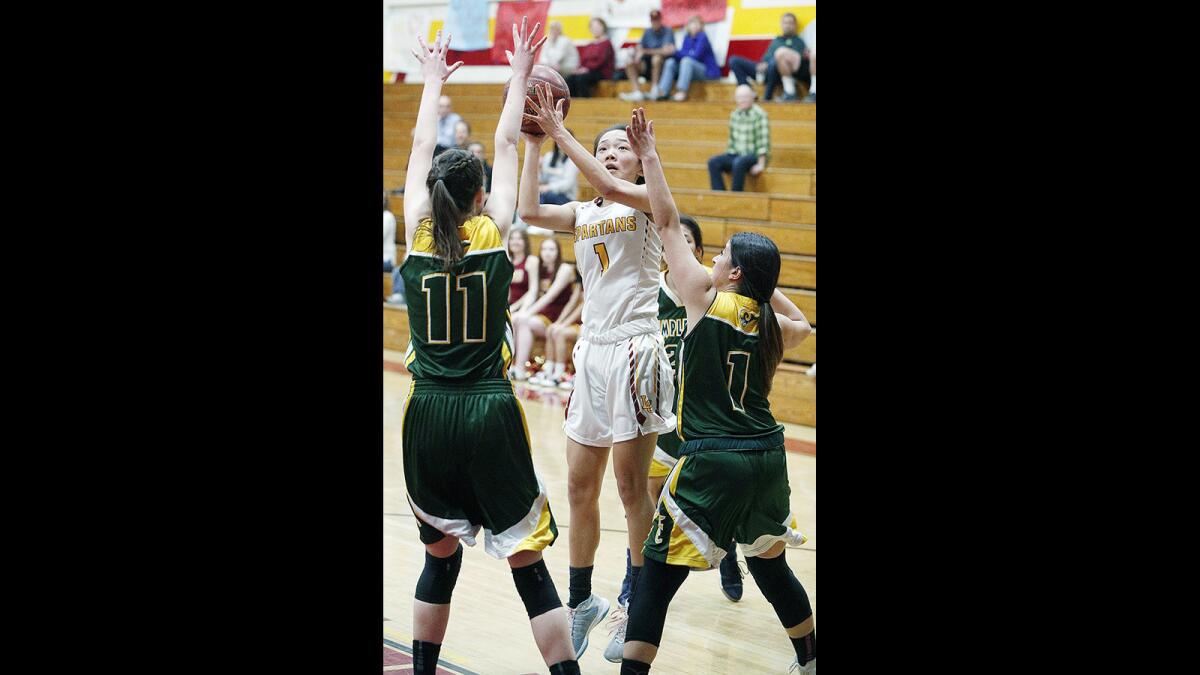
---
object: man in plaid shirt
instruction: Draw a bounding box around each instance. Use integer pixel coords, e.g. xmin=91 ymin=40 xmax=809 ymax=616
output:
xmin=707 ymin=85 xmax=770 ymax=191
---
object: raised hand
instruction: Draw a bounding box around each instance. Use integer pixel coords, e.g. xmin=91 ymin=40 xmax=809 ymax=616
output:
xmin=523 ymin=82 xmax=567 ymax=139
xmin=411 ymin=29 xmax=465 ymax=83
xmin=505 ymin=16 xmax=547 ymax=79
xmin=625 ymin=107 xmax=657 ymax=160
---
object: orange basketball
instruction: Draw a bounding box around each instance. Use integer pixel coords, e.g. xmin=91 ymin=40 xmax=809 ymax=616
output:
xmin=504 ymin=64 xmax=571 ymax=135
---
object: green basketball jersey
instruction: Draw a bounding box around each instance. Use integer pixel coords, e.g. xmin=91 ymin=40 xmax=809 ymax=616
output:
xmin=399 ymin=216 xmax=514 ymax=381
xmin=658 ymin=267 xmax=711 ymax=455
xmin=677 ymin=291 xmax=783 ymax=441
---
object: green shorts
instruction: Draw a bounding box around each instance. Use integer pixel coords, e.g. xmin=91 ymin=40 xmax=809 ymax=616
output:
xmin=643 ymin=432 xmax=806 ymax=570
xmin=403 ymin=378 xmax=558 ymax=559
xmin=649 ymin=427 xmax=682 ymax=478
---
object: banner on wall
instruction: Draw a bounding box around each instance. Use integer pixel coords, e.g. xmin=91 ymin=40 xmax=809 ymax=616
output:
xmin=445 ymin=0 xmax=491 ymax=51
xmin=602 ymin=0 xmax=659 ymax=29
xmin=661 ymin=0 xmax=726 ymax=26
xmin=385 ymin=6 xmax=436 ymax=73
xmin=491 ymin=1 xmax=551 ymax=65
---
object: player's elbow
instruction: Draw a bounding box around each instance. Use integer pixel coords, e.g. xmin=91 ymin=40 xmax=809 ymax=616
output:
xmin=517 ymin=204 xmax=542 ymax=222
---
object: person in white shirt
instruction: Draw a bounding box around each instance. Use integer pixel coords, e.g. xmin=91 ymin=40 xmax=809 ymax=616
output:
xmin=537 ymin=21 xmax=579 ymax=76
xmin=538 ymin=134 xmax=579 ymax=205
xmin=384 ymin=192 xmax=405 ymax=306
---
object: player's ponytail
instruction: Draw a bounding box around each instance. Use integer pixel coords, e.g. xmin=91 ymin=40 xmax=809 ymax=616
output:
xmin=426 ymin=149 xmax=484 ymax=271
xmin=729 ymin=232 xmax=783 ymax=395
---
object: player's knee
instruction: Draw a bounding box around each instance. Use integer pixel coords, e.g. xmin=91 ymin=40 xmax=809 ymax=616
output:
xmin=614 ymin=470 xmax=646 ymax=507
xmin=745 ymin=551 xmax=812 ymax=626
xmin=415 ymin=543 xmax=463 ymax=605
xmin=510 ymin=558 xmax=563 ymax=619
xmin=567 ymin=468 xmax=602 ymax=504
xmin=624 ymin=557 xmax=689 ymax=646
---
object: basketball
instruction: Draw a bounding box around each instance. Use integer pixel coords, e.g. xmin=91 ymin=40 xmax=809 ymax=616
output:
xmin=504 ymin=64 xmax=571 ymax=135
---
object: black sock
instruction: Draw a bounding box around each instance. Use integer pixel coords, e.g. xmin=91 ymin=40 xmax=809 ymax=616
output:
xmin=567 ymin=566 xmax=593 ymax=609
xmin=791 ymin=631 xmax=816 ymax=665
xmin=412 ymin=640 xmax=441 ymax=675
xmin=548 ymin=659 xmax=581 ymax=675
xmin=621 ymin=658 xmax=652 ymax=674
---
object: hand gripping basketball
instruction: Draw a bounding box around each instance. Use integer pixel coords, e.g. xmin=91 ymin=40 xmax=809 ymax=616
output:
xmin=523 ymin=77 xmax=570 ymax=138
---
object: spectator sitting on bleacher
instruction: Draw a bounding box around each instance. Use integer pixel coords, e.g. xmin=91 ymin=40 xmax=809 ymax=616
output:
xmin=433 ymin=95 xmax=463 ymax=153
xmin=467 ymin=141 xmax=493 ymax=198
xmin=383 ymin=191 xmax=397 ymax=274
xmin=538 ymin=132 xmax=579 ymax=205
xmin=707 ymin=84 xmax=769 ymax=192
xmin=565 ymin=17 xmax=614 ymax=98
xmin=538 ymin=21 xmax=579 ymax=78
xmin=508 ymin=228 xmax=539 ymax=314
xmin=619 ymin=9 xmax=675 ymax=102
xmin=384 ymin=192 xmax=406 ymax=307
xmin=510 ymin=238 xmax=575 ymax=381
xmin=801 ymin=18 xmax=815 ymax=102
xmin=657 ymin=15 xmax=720 ymax=102
xmin=727 ymin=13 xmax=809 ymax=102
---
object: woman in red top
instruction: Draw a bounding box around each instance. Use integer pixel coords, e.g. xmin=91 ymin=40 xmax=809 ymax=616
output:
xmin=507 ymin=228 xmax=539 ymax=311
xmin=565 ymin=17 xmax=614 ymax=98
xmin=511 ymin=238 xmax=575 ymax=380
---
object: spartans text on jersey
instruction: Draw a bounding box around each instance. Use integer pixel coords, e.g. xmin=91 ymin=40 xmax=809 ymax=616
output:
xmin=575 ymin=215 xmax=638 ymax=242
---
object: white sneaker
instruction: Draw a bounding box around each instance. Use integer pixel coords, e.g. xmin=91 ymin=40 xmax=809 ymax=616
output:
xmin=806 ymin=363 xmax=816 ymax=377
xmin=602 ymin=603 xmax=628 ymax=663
xmin=619 ymin=90 xmax=645 ymax=101
xmin=672 ymin=91 xmax=687 ymax=102
xmin=787 ymin=657 xmax=815 ymax=674
xmin=567 ymin=594 xmax=611 ymax=659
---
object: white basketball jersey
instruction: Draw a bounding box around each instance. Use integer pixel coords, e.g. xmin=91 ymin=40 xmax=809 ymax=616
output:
xmin=573 ymin=197 xmax=662 ymax=337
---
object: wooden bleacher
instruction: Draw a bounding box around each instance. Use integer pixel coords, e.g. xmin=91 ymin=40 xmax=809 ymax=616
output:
xmin=384 ymin=80 xmax=815 ymax=425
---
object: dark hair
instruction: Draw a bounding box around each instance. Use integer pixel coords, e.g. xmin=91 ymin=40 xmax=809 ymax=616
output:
xmin=728 ymin=232 xmax=783 ymax=395
xmin=508 ymin=227 xmax=530 ymax=260
xmin=425 ymin=149 xmax=485 ymax=270
xmin=538 ymin=236 xmax=563 ymax=281
xmin=593 ymin=125 xmax=645 ymax=185
xmin=678 ymin=213 xmax=703 ymax=256
xmin=782 ymin=12 xmax=797 ymax=22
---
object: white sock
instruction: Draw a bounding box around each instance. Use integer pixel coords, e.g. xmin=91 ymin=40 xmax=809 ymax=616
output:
xmin=808 ymin=75 xmax=816 ymax=94
xmin=550 ymin=362 xmax=564 ymax=377
xmin=782 ymin=76 xmax=797 ymax=95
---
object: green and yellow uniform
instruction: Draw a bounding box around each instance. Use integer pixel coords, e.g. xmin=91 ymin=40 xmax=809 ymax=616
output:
xmin=400 ymin=215 xmax=557 ymax=558
xmin=650 ymin=267 xmax=711 ymax=478
xmin=644 ymin=291 xmax=806 ymax=569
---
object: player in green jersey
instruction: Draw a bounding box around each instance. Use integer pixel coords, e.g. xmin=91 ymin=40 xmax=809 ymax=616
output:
xmin=618 ymin=108 xmax=816 ymax=675
xmin=397 ymin=21 xmax=580 ymax=675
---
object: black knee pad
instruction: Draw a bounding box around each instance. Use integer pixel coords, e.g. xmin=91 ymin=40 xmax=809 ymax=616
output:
xmin=625 ymin=556 xmax=690 ymax=647
xmin=745 ymin=551 xmax=812 ymax=628
xmin=415 ymin=544 xmax=462 ymax=605
xmin=511 ymin=558 xmax=562 ymax=619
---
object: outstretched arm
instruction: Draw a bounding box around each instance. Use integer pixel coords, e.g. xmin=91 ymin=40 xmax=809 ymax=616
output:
xmin=485 ymin=17 xmax=547 ymax=241
xmin=403 ymin=30 xmax=464 ymax=247
xmin=525 ymin=83 xmax=654 ymax=213
xmin=626 ymin=107 xmax=714 ymax=319
xmin=517 ymin=132 xmax=579 ymax=232
xmin=769 ymin=288 xmax=812 ymax=349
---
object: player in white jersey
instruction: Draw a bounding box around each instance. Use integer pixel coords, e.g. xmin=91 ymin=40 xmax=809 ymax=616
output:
xmin=519 ymin=84 xmax=676 ymax=660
